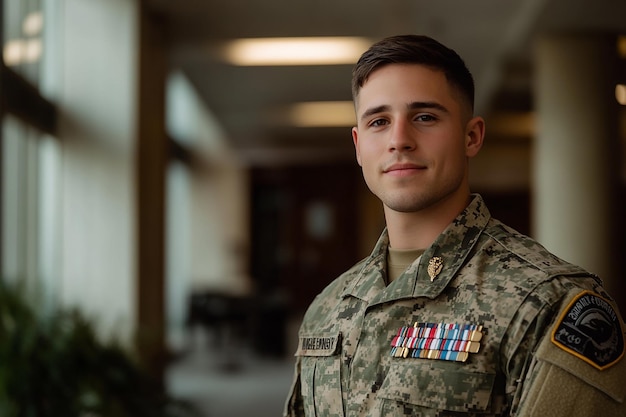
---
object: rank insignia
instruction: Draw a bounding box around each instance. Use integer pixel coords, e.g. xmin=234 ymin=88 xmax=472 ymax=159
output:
xmin=390 ymin=322 xmax=484 ymax=362
xmin=551 ymin=291 xmax=625 ymax=370
xmin=427 ymin=257 xmax=443 ymax=281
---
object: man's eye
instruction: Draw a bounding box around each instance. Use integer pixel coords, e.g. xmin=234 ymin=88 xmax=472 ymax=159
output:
xmin=415 ymin=114 xmax=436 ymax=122
xmin=370 ymin=119 xmax=388 ymax=127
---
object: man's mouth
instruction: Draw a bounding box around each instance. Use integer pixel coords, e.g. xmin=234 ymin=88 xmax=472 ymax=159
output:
xmin=383 ymin=162 xmax=426 ymax=174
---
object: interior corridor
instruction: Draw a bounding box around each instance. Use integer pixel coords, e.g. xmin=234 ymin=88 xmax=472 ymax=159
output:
xmin=166 ymin=321 xmax=298 ymax=417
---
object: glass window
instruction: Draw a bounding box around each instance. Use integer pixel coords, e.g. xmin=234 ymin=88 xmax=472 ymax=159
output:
xmin=3 ymin=0 xmax=44 ymax=87
xmin=2 ymin=0 xmax=59 ymax=309
xmin=1 ymin=114 xmax=60 ymax=306
xmin=2 ymin=115 xmax=38 ymax=286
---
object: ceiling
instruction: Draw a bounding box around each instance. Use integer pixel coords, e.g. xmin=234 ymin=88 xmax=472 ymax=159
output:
xmin=146 ymin=0 xmax=626 ymax=170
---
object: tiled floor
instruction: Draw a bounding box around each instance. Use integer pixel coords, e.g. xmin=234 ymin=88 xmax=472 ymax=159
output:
xmin=166 ymin=329 xmax=296 ymax=417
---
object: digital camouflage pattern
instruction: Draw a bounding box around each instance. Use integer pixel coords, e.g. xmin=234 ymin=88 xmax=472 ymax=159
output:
xmin=284 ymin=194 xmax=626 ymax=417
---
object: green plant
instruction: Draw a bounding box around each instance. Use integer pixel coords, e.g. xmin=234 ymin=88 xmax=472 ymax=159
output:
xmin=0 ymin=281 xmax=197 ymax=417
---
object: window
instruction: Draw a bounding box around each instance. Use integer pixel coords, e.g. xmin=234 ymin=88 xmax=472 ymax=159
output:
xmin=3 ymin=0 xmax=43 ymax=86
xmin=1 ymin=0 xmax=58 ymax=308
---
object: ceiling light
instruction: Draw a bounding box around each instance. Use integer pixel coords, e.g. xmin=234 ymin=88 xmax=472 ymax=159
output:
xmin=23 ymin=11 xmax=44 ymax=36
xmin=220 ymin=37 xmax=371 ymax=66
xmin=616 ymin=84 xmax=626 ymax=105
xmin=3 ymin=38 xmax=42 ymax=66
xmin=3 ymin=39 xmax=23 ymax=66
xmin=618 ymin=36 xmax=626 ymax=59
xmin=289 ymin=101 xmax=356 ymax=127
xmin=24 ymin=38 xmax=42 ymax=63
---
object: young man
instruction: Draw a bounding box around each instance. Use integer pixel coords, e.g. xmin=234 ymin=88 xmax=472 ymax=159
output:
xmin=284 ymin=35 xmax=626 ymax=417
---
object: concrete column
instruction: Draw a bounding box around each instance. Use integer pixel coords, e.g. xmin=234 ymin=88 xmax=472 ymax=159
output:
xmin=533 ymin=34 xmax=622 ymax=307
xmin=136 ymin=1 xmax=168 ymax=382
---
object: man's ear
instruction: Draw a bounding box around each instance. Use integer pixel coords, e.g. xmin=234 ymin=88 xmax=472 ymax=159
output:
xmin=465 ymin=116 xmax=485 ymax=158
xmin=352 ymin=126 xmax=362 ymax=166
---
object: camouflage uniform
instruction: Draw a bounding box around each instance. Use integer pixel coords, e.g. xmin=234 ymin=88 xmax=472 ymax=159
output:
xmin=284 ymin=194 xmax=626 ymax=417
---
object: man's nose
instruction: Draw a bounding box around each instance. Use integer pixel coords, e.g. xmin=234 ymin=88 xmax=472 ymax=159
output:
xmin=388 ymin=120 xmax=416 ymax=151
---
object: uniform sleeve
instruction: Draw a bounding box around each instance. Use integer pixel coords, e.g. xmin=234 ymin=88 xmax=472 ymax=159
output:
xmin=515 ymin=289 xmax=626 ymax=417
xmin=283 ymin=356 xmax=305 ymax=417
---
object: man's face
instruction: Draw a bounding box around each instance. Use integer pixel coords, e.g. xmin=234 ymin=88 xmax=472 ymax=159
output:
xmin=352 ymin=63 xmax=482 ymax=214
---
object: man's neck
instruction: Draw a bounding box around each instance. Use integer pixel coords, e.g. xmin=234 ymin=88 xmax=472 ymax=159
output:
xmin=384 ymin=193 xmax=471 ymax=250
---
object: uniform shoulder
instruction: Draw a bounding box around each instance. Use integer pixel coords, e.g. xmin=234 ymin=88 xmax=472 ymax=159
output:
xmin=319 ymin=257 xmax=368 ymax=297
xmin=479 ymin=218 xmax=604 ymax=308
xmin=518 ymin=287 xmax=626 ymax=415
xmin=483 ymin=218 xmax=588 ymax=277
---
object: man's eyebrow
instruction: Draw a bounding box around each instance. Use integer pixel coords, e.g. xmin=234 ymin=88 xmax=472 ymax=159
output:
xmin=359 ymin=101 xmax=450 ymax=123
xmin=407 ymin=101 xmax=449 ymax=113
xmin=359 ymin=105 xmax=390 ymax=122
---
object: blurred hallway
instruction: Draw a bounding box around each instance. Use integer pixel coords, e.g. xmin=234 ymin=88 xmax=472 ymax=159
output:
xmin=166 ymin=325 xmax=296 ymax=417
xmin=2 ymin=2 xmax=626 ymax=414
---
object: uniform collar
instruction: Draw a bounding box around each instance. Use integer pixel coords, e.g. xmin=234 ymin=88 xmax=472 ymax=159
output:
xmin=342 ymin=194 xmax=491 ymax=304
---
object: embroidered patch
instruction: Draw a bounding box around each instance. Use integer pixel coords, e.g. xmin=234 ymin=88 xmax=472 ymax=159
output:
xmin=297 ymin=333 xmax=340 ymax=356
xmin=390 ymin=322 xmax=484 ymax=362
xmin=551 ymin=291 xmax=625 ymax=370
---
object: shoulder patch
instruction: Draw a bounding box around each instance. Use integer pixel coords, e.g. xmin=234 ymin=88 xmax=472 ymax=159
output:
xmin=551 ymin=290 xmax=625 ymax=370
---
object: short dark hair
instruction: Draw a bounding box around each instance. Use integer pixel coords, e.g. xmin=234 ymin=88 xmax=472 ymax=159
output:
xmin=352 ymin=35 xmax=475 ymax=111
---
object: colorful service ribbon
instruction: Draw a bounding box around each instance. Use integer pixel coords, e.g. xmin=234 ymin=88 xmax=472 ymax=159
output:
xmin=390 ymin=322 xmax=484 ymax=362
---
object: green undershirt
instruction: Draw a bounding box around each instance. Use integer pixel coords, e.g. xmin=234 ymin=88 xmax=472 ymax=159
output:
xmin=386 ymin=247 xmax=425 ymax=283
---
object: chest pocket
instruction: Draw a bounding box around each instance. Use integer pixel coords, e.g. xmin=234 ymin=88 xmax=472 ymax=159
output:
xmin=378 ymin=360 xmax=497 ymax=415
xmin=297 ymin=331 xmax=343 ymax=417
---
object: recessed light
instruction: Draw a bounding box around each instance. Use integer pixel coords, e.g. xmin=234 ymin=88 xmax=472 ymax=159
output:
xmin=219 ymin=37 xmax=371 ymax=66
xmin=288 ymin=101 xmax=355 ymax=127
xmin=616 ymin=84 xmax=626 ymax=105
xmin=618 ymin=36 xmax=626 ymax=59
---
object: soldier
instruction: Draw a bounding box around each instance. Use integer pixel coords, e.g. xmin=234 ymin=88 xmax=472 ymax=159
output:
xmin=284 ymin=34 xmax=626 ymax=417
